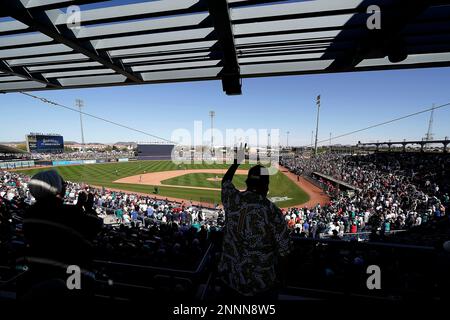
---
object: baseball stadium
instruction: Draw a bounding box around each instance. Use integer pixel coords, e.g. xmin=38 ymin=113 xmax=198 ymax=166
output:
xmin=12 ymin=159 xmax=315 ymax=208
xmin=1 ymin=0 xmax=450 ymax=311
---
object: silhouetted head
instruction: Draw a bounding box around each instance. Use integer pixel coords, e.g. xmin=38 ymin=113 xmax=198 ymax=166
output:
xmin=29 ymin=170 xmax=66 ymax=201
xmin=246 ymin=165 xmax=270 ymax=197
xmin=77 ymin=191 xmax=88 ymax=207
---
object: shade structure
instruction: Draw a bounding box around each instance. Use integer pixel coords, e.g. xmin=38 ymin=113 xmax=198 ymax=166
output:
xmin=1 ymin=0 xmax=450 ymax=95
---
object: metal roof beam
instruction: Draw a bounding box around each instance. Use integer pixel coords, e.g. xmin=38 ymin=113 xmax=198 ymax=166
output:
xmin=52 ymin=0 xmax=207 ymax=26
xmin=6 ymin=53 xmax=89 ymax=66
xmin=327 ymin=0 xmax=450 ymax=71
xmin=76 ymin=13 xmax=212 ymax=40
xmin=206 ymin=0 xmax=241 ymax=95
xmin=0 ymin=20 xmax=31 ymax=36
xmin=4 ymin=0 xmax=143 ymax=83
xmin=0 ymin=59 xmax=60 ymax=88
xmin=45 ymin=0 xmax=279 ymax=27
xmin=0 ymin=0 xmax=106 ymax=17
xmin=18 ymin=0 xmax=104 ymax=10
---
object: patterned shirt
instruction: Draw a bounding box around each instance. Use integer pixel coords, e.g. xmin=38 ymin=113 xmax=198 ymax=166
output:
xmin=218 ymin=180 xmax=291 ymax=296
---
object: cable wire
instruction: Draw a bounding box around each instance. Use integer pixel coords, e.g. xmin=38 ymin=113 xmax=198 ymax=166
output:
xmin=19 ymin=92 xmax=450 ymax=148
xmin=313 ymin=101 xmax=450 ymax=146
xmin=19 ymin=92 xmax=177 ymax=144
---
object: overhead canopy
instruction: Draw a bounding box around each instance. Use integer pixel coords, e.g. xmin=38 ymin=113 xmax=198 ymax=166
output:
xmin=0 ymin=144 xmax=27 ymax=154
xmin=1 ymin=0 xmax=450 ymax=95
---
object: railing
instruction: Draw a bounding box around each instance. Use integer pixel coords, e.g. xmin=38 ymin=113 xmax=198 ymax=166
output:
xmin=92 ymin=242 xmax=216 ymax=301
xmin=319 ymin=230 xmax=407 ymax=241
xmin=312 ymin=172 xmax=362 ymax=192
xmin=5 ymin=234 xmax=448 ymax=301
xmin=284 ymin=237 xmax=445 ymax=300
xmin=93 ymin=242 xmax=214 ymax=276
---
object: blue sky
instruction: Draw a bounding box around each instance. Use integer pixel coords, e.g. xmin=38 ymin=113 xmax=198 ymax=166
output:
xmin=1 ymin=67 xmax=450 ymax=146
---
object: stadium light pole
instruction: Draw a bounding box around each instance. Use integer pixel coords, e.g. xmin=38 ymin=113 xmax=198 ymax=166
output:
xmin=209 ymin=110 xmax=215 ymax=152
xmin=314 ymin=95 xmax=321 ymax=155
xmin=76 ymin=99 xmax=85 ymax=153
xmin=287 ymin=131 xmax=290 ymax=148
xmin=425 ymin=103 xmax=435 ymax=143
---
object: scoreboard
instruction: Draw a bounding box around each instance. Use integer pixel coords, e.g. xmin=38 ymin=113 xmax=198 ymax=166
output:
xmin=26 ymin=133 xmax=64 ymax=153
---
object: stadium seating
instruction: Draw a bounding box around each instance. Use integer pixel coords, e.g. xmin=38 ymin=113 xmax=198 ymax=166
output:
xmin=1 ymin=150 xmax=450 ymax=301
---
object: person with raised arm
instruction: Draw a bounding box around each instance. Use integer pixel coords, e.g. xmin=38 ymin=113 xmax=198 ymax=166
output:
xmin=218 ymin=143 xmax=291 ymax=301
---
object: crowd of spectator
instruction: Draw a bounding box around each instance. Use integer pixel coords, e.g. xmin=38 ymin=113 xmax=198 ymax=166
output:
xmin=281 ymin=152 xmax=449 ymax=240
xmin=3 ymin=150 xmax=449 ymax=256
xmin=0 ymin=170 xmax=222 ymax=270
xmin=0 ymin=154 xmax=31 ymax=161
xmin=29 ymin=150 xmax=135 ymax=161
xmin=2 ymin=151 xmax=449 ymax=300
xmin=0 ymin=150 xmax=135 ymax=162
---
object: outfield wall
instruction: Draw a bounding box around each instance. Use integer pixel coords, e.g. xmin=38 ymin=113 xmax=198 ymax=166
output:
xmin=50 ymin=158 xmax=130 ymax=166
xmin=0 ymin=160 xmax=35 ymax=169
xmin=1 ymin=158 xmax=132 ymax=170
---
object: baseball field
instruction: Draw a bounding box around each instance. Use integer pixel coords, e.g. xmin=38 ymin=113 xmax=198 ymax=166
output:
xmin=16 ymin=160 xmax=312 ymax=207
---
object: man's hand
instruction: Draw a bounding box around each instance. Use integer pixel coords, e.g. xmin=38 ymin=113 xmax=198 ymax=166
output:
xmin=223 ymin=143 xmax=246 ymax=184
xmin=234 ymin=143 xmax=247 ymax=165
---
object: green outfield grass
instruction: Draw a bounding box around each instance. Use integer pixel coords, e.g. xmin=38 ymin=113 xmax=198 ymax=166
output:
xmin=16 ymin=160 xmax=309 ymax=207
xmin=161 ymin=173 xmax=248 ymax=190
